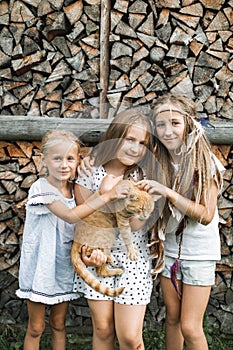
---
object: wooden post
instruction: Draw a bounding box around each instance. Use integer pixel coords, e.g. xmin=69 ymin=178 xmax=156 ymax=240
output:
xmin=99 ymin=0 xmax=111 ymax=119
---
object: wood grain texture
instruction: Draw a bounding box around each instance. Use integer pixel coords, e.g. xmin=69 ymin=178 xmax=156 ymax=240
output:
xmin=0 ymin=116 xmax=232 ymax=144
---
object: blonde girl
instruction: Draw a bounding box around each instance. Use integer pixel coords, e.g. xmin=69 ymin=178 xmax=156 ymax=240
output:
xmin=74 ymin=109 xmax=156 ymax=350
xmin=16 ymin=130 xmax=129 ymax=350
xmin=138 ymin=93 xmax=224 ymax=350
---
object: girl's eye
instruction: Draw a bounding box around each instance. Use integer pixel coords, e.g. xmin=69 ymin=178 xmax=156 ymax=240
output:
xmin=156 ymin=123 xmax=164 ymax=128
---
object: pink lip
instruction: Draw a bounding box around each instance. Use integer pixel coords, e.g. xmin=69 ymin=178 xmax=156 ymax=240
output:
xmin=126 ymin=153 xmax=139 ymax=158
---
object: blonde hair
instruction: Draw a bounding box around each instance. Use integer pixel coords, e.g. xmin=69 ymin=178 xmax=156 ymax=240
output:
xmin=149 ymin=93 xmax=223 ymax=275
xmin=41 ymin=129 xmax=81 ymax=156
xmin=153 ymin=93 xmax=223 ymax=206
xmin=40 ymin=130 xmax=81 ymax=178
xmin=93 ymin=109 xmax=156 ymax=179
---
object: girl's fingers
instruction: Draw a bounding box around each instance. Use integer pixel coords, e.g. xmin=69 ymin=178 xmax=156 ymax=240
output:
xmin=116 ymin=182 xmax=130 ymax=198
xmin=100 ymin=174 xmax=124 ymax=194
xmin=77 ymin=164 xmax=89 ymax=176
xmin=77 ymin=156 xmax=94 ymax=177
xmin=81 ymin=245 xmax=107 ymax=267
xmin=95 ymin=249 xmax=107 ymax=264
xmin=84 ymin=156 xmax=94 ymax=171
xmin=89 ymin=249 xmax=107 ymax=266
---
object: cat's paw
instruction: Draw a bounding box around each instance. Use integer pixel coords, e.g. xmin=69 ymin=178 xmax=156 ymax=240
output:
xmin=99 ymin=267 xmax=123 ymax=277
xmin=107 ymin=256 xmax=115 ymax=265
xmin=127 ymin=245 xmax=139 ymax=261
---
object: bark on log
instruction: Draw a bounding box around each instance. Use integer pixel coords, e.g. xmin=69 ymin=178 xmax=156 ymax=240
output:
xmin=99 ymin=0 xmax=110 ymax=119
xmin=0 ymin=116 xmax=232 ymax=144
xmin=0 ymin=1 xmax=233 ymax=335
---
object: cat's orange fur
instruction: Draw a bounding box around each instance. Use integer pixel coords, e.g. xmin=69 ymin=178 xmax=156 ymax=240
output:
xmin=71 ymin=180 xmax=156 ymax=297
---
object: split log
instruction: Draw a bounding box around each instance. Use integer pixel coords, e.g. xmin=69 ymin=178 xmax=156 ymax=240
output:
xmin=0 ymin=1 xmax=233 ymax=334
xmin=1 ymin=0 xmax=232 ymax=122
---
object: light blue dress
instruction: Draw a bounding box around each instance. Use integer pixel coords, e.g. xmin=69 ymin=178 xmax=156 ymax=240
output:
xmin=16 ymin=178 xmax=80 ymax=305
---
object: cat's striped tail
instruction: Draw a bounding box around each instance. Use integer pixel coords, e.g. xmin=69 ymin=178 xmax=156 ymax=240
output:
xmin=71 ymin=242 xmax=125 ymax=297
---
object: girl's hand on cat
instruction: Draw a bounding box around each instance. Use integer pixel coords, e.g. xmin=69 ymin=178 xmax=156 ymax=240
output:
xmin=81 ymin=244 xmax=107 ymax=267
xmin=100 ymin=174 xmax=123 ymax=194
xmin=103 ymin=181 xmax=130 ymax=201
xmin=137 ymin=180 xmax=166 ymax=197
xmin=77 ymin=155 xmax=95 ymax=177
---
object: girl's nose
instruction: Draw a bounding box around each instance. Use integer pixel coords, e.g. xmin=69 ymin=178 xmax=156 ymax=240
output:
xmin=61 ymin=158 xmax=68 ymax=167
xmin=164 ymin=123 xmax=173 ymax=135
xmin=129 ymin=141 xmax=140 ymax=153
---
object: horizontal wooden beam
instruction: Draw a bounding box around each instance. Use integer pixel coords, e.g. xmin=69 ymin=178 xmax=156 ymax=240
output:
xmin=0 ymin=116 xmax=232 ymax=145
xmin=0 ymin=116 xmax=110 ymax=144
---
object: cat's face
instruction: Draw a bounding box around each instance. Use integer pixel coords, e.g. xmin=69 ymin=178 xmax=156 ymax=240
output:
xmin=115 ymin=179 xmax=161 ymax=219
xmin=125 ymin=192 xmax=155 ymax=220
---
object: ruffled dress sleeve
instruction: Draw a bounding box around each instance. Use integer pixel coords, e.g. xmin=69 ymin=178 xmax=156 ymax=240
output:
xmin=26 ymin=178 xmax=66 ymax=215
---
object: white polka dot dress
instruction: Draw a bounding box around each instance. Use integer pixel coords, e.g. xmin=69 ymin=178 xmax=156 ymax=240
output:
xmin=73 ymin=166 xmax=153 ymax=305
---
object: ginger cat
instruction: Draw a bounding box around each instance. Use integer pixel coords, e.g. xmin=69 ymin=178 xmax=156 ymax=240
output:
xmin=71 ymin=179 xmax=159 ymax=297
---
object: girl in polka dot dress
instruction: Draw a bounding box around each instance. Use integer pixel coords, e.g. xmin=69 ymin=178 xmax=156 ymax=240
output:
xmin=73 ymin=109 xmax=156 ymax=350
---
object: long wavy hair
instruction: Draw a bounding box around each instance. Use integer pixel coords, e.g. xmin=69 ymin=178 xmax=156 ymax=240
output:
xmin=153 ymin=93 xmax=222 ymax=216
xmin=149 ymin=93 xmax=223 ymax=275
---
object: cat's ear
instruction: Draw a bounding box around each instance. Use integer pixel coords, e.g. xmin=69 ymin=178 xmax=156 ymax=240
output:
xmin=151 ymin=194 xmax=162 ymax=202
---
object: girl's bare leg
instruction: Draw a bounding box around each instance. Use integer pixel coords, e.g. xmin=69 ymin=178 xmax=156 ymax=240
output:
xmin=24 ymin=301 xmax=46 ymax=350
xmin=49 ymin=301 xmax=69 ymax=350
xmin=181 ymin=284 xmax=211 ymax=350
xmin=88 ymin=299 xmax=116 ymax=350
xmin=160 ymin=276 xmax=184 ymax=350
xmin=115 ymin=303 xmax=146 ymax=350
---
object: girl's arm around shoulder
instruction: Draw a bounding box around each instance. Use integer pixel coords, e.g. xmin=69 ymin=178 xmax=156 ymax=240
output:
xmin=137 ymin=179 xmax=218 ymax=225
xmin=77 ymin=154 xmax=94 ymax=177
xmin=47 ymin=182 xmax=130 ymax=224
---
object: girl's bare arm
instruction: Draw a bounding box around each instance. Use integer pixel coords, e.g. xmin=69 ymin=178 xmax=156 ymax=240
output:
xmin=47 ymin=182 xmax=129 ymax=224
xmin=137 ymin=179 xmax=218 ymax=225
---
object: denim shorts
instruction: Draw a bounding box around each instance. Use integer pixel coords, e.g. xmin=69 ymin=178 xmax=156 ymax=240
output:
xmin=160 ymin=256 xmax=216 ymax=286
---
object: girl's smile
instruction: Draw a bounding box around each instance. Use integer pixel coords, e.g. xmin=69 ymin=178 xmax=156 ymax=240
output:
xmin=43 ymin=141 xmax=79 ymax=186
xmin=155 ymin=106 xmax=185 ymax=161
xmin=116 ymin=125 xmax=148 ymax=166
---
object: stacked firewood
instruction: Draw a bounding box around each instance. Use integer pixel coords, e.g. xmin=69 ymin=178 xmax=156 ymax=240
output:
xmin=0 ymin=0 xmax=232 ymax=119
xmin=0 ymin=0 xmax=233 ymax=334
xmin=0 ymin=140 xmax=232 ymax=333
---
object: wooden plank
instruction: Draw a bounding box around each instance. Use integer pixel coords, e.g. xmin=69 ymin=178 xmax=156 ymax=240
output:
xmin=0 ymin=116 xmax=111 ymax=144
xmin=0 ymin=116 xmax=232 ymax=144
xmin=204 ymin=122 xmax=233 ymax=145
xmin=99 ymin=0 xmax=111 ymax=118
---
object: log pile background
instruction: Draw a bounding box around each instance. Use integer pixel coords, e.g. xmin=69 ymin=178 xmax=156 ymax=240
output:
xmin=0 ymin=0 xmax=233 ymax=336
xmin=0 ymin=0 xmax=233 ymax=119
